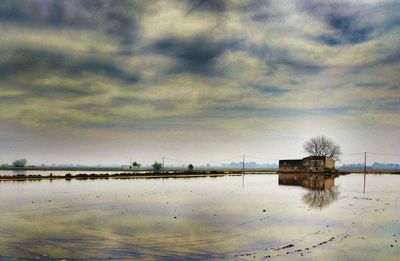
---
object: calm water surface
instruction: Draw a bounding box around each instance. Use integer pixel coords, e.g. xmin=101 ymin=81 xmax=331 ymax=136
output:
xmin=0 ymin=174 xmax=399 ymax=260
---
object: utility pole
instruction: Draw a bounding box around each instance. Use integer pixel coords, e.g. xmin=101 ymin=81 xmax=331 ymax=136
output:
xmin=242 ymin=154 xmax=245 ymax=173
xmin=363 ymin=152 xmax=366 ymax=194
xmin=364 ymin=152 xmax=367 ymax=173
xmin=242 ymin=154 xmax=245 ymax=188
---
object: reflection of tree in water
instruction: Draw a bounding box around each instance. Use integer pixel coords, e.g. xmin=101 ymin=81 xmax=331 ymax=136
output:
xmin=302 ymin=187 xmax=340 ymax=209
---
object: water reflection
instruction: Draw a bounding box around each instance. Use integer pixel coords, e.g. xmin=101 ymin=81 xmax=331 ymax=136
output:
xmin=278 ymin=173 xmax=340 ymax=209
xmin=12 ymin=169 xmax=27 ymax=176
xmin=302 ymin=188 xmax=339 ymax=209
xmin=0 ymin=175 xmax=399 ymax=260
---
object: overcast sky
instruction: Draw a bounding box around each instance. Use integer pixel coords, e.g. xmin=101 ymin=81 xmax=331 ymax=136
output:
xmin=0 ymin=0 xmax=399 ymax=166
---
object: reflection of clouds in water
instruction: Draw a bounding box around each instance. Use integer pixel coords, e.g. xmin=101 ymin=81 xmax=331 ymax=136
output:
xmin=0 ymin=206 xmax=226 ymax=259
xmin=0 ymin=175 xmax=399 ymax=260
xmin=302 ymin=187 xmax=340 ymax=209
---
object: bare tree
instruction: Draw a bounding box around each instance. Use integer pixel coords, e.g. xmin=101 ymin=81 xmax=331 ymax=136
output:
xmin=303 ymin=136 xmax=341 ymax=160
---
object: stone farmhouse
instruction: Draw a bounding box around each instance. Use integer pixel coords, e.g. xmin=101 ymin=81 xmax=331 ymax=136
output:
xmin=278 ymin=156 xmax=335 ymax=173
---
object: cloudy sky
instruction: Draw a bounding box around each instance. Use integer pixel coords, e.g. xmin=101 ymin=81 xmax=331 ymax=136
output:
xmin=0 ymin=0 xmax=399 ymax=166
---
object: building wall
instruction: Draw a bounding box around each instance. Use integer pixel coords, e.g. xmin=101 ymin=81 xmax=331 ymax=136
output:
xmin=325 ymin=158 xmax=335 ymax=169
xmin=279 ymin=156 xmax=335 ymax=173
xmin=303 ymin=157 xmax=325 ymax=172
xmin=278 ymin=160 xmax=304 ymax=172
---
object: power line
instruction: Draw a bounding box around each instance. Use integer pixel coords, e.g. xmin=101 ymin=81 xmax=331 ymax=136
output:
xmin=341 ymin=152 xmax=365 ymax=156
xmin=127 ymin=151 xmax=399 ymax=167
xmin=366 ymin=152 xmax=400 ymax=156
xmin=163 ymin=155 xmax=244 ymax=165
xmin=341 ymin=152 xmax=400 ymax=156
xmin=245 ymin=154 xmax=281 ymax=161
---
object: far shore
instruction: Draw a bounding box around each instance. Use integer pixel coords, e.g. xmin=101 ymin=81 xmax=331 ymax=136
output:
xmin=0 ymin=171 xmax=248 ymax=181
xmin=1 ymin=166 xmax=399 ymax=173
xmin=0 ymin=166 xmax=277 ymax=172
xmin=0 ymin=168 xmax=399 ymax=181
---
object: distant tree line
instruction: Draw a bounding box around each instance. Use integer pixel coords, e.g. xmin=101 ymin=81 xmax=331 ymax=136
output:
xmin=1 ymin=159 xmax=28 ymax=168
xmin=221 ymin=162 xmax=277 ymax=168
xmin=371 ymin=162 xmax=400 ymax=169
xmin=339 ymin=163 xmax=400 ymax=170
xmin=337 ymin=164 xmax=373 ymax=170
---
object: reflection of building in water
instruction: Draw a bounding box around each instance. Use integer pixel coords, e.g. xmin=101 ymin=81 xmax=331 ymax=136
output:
xmin=279 ymin=173 xmax=335 ymax=190
xmin=278 ymin=173 xmax=339 ymax=209
xmin=279 ymin=156 xmax=335 ymax=173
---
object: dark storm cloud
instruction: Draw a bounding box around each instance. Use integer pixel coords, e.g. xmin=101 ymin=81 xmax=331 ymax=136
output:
xmin=355 ymin=82 xmax=386 ymax=89
xmin=111 ymin=96 xmax=147 ymax=107
xmin=0 ymin=48 xmax=140 ymax=84
xmin=2 ymin=81 xmax=104 ymax=100
xmin=70 ymin=59 xmax=139 ymax=84
xmin=301 ymin=0 xmax=400 ymax=47
xmin=0 ymin=95 xmax=26 ymax=104
xmin=153 ymin=36 xmax=238 ymax=75
xmin=0 ymin=0 xmax=141 ymax=49
xmin=187 ymin=0 xmax=227 ymax=13
xmin=300 ymin=1 xmax=374 ymax=46
xmin=239 ymin=0 xmax=271 ymax=12
xmin=152 ymin=100 xmax=177 ymax=111
xmin=377 ymin=50 xmax=400 ymax=65
xmin=380 ymin=98 xmax=400 ymax=113
xmin=112 ymin=97 xmax=177 ymax=112
xmin=241 ymin=1 xmax=275 ymax=23
xmin=351 ymin=49 xmax=400 ymax=74
xmin=76 ymin=115 xmax=200 ymax=131
xmin=251 ymin=13 xmax=270 ymax=23
xmin=322 ymin=14 xmax=373 ymax=45
xmin=248 ymin=84 xmax=289 ymax=95
xmin=32 ymin=84 xmax=101 ymax=99
xmin=276 ymin=57 xmax=325 ymax=74
xmin=70 ymin=103 xmax=114 ymax=119
xmin=0 ymin=0 xmax=94 ymax=27
xmin=248 ymin=44 xmax=325 ymax=74
xmin=207 ymin=105 xmax=353 ymax=118
xmin=101 ymin=1 xmax=140 ymax=50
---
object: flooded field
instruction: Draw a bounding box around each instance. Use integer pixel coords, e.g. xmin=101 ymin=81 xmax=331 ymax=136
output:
xmin=0 ymin=174 xmax=399 ymax=260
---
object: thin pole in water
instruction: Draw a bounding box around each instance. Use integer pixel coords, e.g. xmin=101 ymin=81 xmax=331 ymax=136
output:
xmin=242 ymin=154 xmax=245 ymax=188
xmin=242 ymin=154 xmax=245 ymax=173
xmin=363 ymin=152 xmax=366 ymax=194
